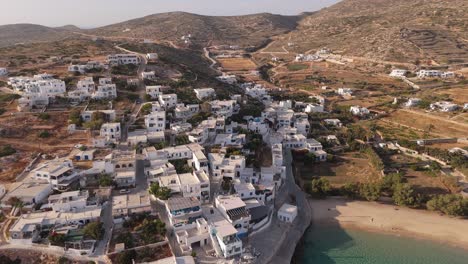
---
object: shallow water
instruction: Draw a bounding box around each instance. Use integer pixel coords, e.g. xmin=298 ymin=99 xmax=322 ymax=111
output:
xmin=296 ymin=225 xmax=468 ymax=264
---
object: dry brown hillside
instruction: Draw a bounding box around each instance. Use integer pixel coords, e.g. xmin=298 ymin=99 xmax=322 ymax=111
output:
xmin=88 ymin=12 xmax=302 ymax=48
xmin=0 ymin=24 xmax=73 ymax=47
xmin=278 ymin=0 xmax=468 ymax=64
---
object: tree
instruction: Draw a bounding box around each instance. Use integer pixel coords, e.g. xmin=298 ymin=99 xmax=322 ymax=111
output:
xmin=48 ymin=232 xmax=67 ymax=246
xmin=68 ymin=109 xmax=83 ymax=126
xmin=392 ymin=183 xmax=415 ymax=206
xmin=37 ymin=113 xmax=50 ymax=120
xmin=83 ymin=222 xmax=104 ymax=240
xmin=84 ymin=112 xmax=107 ymax=130
xmin=115 ymin=249 xmax=137 ymax=264
xmin=304 ymin=152 xmax=317 ymax=165
xmin=427 ymin=194 xmax=468 ymax=217
xmin=382 ymin=173 xmax=405 ymax=193
xmin=98 ymin=173 xmax=113 ymax=187
xmin=135 ymin=219 xmax=166 ymax=244
xmin=0 ymin=145 xmax=16 ymax=158
xmin=306 ymin=178 xmax=331 ymax=198
xmin=140 ymin=103 xmax=152 ymax=115
xmin=149 ymin=182 xmax=171 ymax=200
xmin=359 ymin=182 xmax=382 ymax=201
xmin=341 ymin=182 xmax=360 ymax=199
xmin=115 ymin=232 xmax=134 ymax=249
xmin=38 ymin=130 xmax=51 ymax=138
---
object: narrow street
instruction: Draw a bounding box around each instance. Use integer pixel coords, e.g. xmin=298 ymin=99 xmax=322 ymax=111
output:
xmin=249 ymin=150 xmax=312 ymax=264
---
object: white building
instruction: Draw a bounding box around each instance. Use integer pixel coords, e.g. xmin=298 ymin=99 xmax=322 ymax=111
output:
xmin=93 ymin=84 xmax=117 ymax=100
xmin=210 ymin=100 xmax=237 ymax=118
xmin=216 ymin=75 xmax=237 ymax=84
xmin=146 ymin=85 xmax=165 ymax=99
xmin=323 ymin=119 xmax=342 ymax=127
xmin=146 ymin=53 xmax=158 ymax=60
xmin=0 ymin=67 xmax=8 ymax=76
xmin=304 ymin=103 xmax=324 ymax=113
xmin=31 ymin=159 xmax=81 ymax=191
xmin=194 ymin=88 xmax=215 ymax=100
xmin=145 ymin=111 xmax=166 ymax=132
xmin=175 ymin=104 xmax=199 ymax=120
xmin=350 ymin=106 xmax=370 ymax=116
xmin=307 ymin=139 xmax=327 ymax=161
xmin=337 ymin=88 xmax=353 ymax=96
xmin=294 ymin=118 xmax=310 ymax=136
xmin=159 ymin=94 xmax=178 ymax=109
xmin=165 ymin=197 xmax=202 ymax=229
xmin=112 ymin=193 xmax=152 ymax=223
xmin=100 ymin=122 xmax=121 ymax=142
xmin=1 ymin=182 xmax=52 ymax=210
xmin=141 ymin=71 xmax=156 ymax=80
xmin=278 ymin=203 xmax=297 ymax=223
xmin=107 ymin=54 xmax=140 ymax=65
xmin=248 ymin=117 xmax=270 ymax=136
xmin=175 ymin=218 xmax=210 ymax=254
xmin=417 ymin=70 xmax=441 ymax=78
xmin=405 ymin=98 xmax=421 ymax=107
xmin=47 ymin=190 xmax=90 ymax=212
xmin=209 ymin=153 xmax=245 ymax=179
xmin=215 ymin=195 xmax=251 ymax=236
xmin=389 ymin=69 xmax=408 ymax=78
xmin=430 ymin=101 xmax=459 ymax=112
xmin=68 ymin=61 xmax=103 ymax=74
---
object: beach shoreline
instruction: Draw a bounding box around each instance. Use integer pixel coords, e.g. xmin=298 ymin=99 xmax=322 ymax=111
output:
xmin=307 ymin=197 xmax=468 ymax=251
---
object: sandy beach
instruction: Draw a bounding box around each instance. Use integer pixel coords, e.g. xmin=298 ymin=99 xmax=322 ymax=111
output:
xmin=309 ymin=197 xmax=468 ymax=250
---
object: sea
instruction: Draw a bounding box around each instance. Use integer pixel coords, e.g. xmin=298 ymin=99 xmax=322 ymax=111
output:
xmin=294 ymin=224 xmax=468 ymax=264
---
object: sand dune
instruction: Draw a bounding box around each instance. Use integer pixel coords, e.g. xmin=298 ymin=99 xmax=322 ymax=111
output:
xmin=310 ymin=198 xmax=468 ymax=249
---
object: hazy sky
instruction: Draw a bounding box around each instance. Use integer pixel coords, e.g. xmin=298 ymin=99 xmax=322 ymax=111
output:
xmin=0 ymin=0 xmax=339 ymax=28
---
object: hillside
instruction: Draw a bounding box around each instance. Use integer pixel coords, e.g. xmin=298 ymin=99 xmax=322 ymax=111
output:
xmin=0 ymin=24 xmax=73 ymax=47
xmin=89 ymin=12 xmax=302 ymax=48
xmin=277 ymin=0 xmax=468 ymax=65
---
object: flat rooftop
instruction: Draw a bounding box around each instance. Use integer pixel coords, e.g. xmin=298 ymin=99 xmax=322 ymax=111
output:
xmin=167 ymin=197 xmax=200 ymax=212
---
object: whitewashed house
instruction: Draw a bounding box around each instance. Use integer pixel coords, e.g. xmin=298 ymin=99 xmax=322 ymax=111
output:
xmin=216 ymin=75 xmax=237 ymax=84
xmin=107 ymin=54 xmax=140 ymax=65
xmin=93 ymin=84 xmax=117 ymax=99
xmin=141 ymin=71 xmax=156 ymax=80
xmin=145 ymin=111 xmax=166 ymax=132
xmin=278 ymin=203 xmax=297 ymax=223
xmin=210 ymin=100 xmax=237 ymax=118
xmin=389 ymin=69 xmax=408 ymax=78
xmin=146 ymin=85 xmax=164 ymax=99
xmin=304 ymin=103 xmax=324 ymax=113
xmin=337 ymin=88 xmax=353 ymax=96
xmin=350 ymin=106 xmax=370 ymax=116
xmin=417 ymin=70 xmax=441 ymax=78
xmin=323 ymin=119 xmax=342 ymax=127
xmin=430 ymin=101 xmax=459 ymax=112
xmin=194 ymin=88 xmax=215 ymax=100
xmin=405 ymin=98 xmax=421 ymax=107
xmin=215 ymin=195 xmax=251 ymax=236
xmin=146 ymin=53 xmax=158 ymax=60
xmin=31 ymin=159 xmax=81 ymax=191
xmin=0 ymin=67 xmax=8 ymax=76
xmin=159 ymin=94 xmax=178 ymax=109
xmin=100 ymin=122 xmax=121 ymax=142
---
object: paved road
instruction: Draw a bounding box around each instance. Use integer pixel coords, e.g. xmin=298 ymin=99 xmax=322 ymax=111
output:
xmin=249 ymin=150 xmax=312 ymax=264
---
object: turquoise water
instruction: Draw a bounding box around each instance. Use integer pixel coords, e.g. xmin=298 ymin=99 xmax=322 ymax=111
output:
xmin=296 ymin=225 xmax=468 ymax=264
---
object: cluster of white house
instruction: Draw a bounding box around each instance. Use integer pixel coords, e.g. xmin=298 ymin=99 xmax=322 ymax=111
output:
xmin=389 ymin=69 xmax=456 ymax=79
xmin=7 ymin=75 xmax=118 ymax=111
xmin=68 ymin=61 xmax=105 ymax=74
xmin=294 ymin=48 xmax=332 ymax=62
xmin=1 ymin=54 xmax=319 ymax=260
